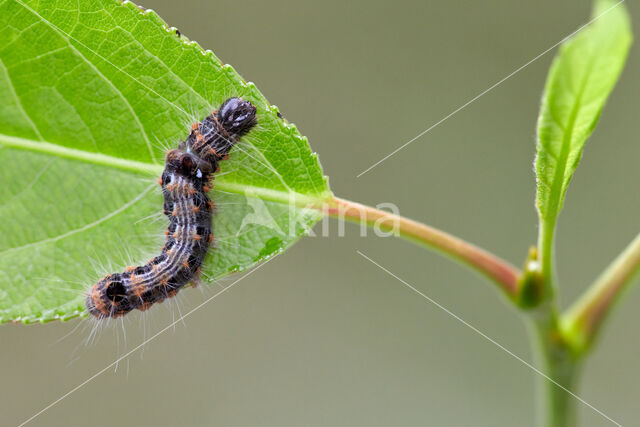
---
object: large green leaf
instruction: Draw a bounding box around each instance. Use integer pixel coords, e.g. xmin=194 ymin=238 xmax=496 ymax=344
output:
xmin=535 ymin=0 xmax=631 ymax=224
xmin=0 ymin=0 xmax=331 ymax=323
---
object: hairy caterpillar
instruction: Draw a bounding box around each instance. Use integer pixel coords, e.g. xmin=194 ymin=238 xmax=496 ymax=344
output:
xmin=86 ymin=98 xmax=257 ymax=319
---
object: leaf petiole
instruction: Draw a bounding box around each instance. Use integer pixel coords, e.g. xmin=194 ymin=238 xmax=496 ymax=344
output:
xmin=323 ymin=196 xmax=521 ymax=298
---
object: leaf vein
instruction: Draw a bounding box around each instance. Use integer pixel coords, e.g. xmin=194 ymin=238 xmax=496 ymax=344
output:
xmin=0 ymin=56 xmax=44 ymax=141
xmin=0 ymin=184 xmax=154 ymax=256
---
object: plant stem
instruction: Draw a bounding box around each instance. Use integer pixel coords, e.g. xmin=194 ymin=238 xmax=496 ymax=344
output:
xmin=535 ymin=218 xmax=586 ymax=426
xmin=537 ymin=218 xmax=559 ymax=300
xmin=562 ymin=232 xmax=640 ymax=353
xmin=324 ymin=197 xmax=587 ymax=426
xmin=324 ymin=196 xmax=521 ymax=298
xmin=530 ymin=312 xmax=580 ymax=427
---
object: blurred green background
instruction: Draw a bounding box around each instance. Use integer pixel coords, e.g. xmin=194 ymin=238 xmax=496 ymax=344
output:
xmin=2 ymin=0 xmax=639 ymax=425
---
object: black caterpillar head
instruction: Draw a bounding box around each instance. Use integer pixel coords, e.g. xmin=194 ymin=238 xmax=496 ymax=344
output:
xmin=217 ymin=97 xmax=257 ymax=137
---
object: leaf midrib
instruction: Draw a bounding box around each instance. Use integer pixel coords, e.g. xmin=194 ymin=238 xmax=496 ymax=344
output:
xmin=0 ymin=133 xmax=330 ymax=207
xmin=543 ymin=58 xmax=595 ymax=222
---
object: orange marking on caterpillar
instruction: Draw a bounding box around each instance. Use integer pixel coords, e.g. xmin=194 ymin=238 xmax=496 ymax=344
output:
xmin=91 ymin=286 xmax=108 ymax=314
xmin=195 ymin=131 xmax=204 ymax=143
xmin=138 ymin=302 xmax=152 ymax=311
xmin=133 ymin=284 xmax=145 ymax=298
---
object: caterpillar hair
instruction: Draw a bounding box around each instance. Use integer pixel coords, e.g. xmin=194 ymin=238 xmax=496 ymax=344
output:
xmin=86 ymin=98 xmax=257 ymax=319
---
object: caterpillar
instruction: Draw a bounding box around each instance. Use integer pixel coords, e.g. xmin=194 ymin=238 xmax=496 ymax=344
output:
xmin=86 ymin=98 xmax=257 ymax=319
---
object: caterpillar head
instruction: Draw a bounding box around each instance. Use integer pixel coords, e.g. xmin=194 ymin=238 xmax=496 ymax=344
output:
xmin=217 ymin=97 xmax=257 ymax=137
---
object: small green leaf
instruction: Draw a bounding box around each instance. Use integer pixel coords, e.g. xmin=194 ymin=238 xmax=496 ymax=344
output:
xmin=0 ymin=0 xmax=331 ymax=323
xmin=535 ymin=0 xmax=631 ymax=224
